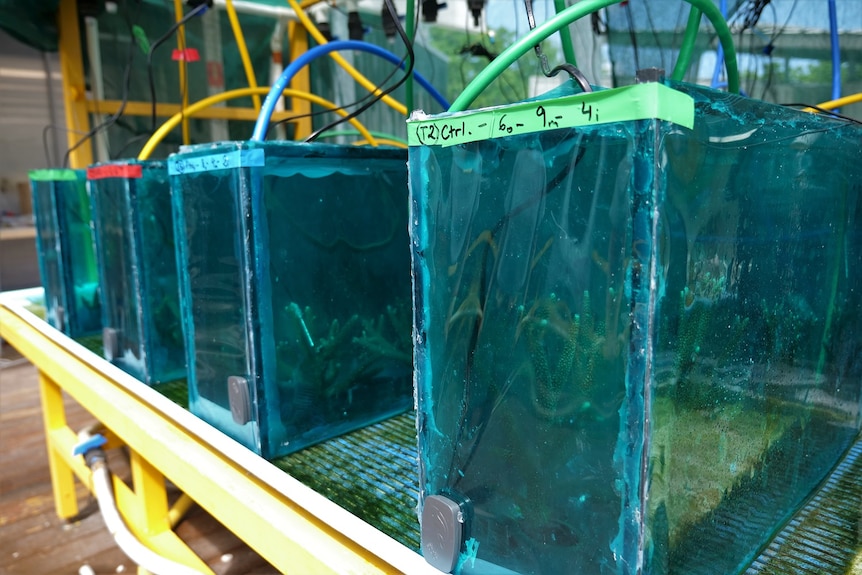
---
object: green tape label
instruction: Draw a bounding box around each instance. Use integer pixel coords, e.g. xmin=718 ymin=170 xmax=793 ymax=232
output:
xmin=28 ymin=169 xmax=81 ymax=181
xmin=408 ymin=83 xmax=695 ymax=147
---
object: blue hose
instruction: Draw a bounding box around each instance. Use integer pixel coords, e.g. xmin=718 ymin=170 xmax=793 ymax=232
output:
xmin=828 ymin=0 xmax=841 ymax=108
xmin=251 ymin=40 xmax=450 ymax=141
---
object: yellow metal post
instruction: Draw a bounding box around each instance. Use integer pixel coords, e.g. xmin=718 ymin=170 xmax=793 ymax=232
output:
xmin=1 ymin=298 xmax=439 ymax=574
xmin=129 ymin=451 xmax=171 ymax=537
xmin=173 ymin=0 xmax=192 ymax=145
xmin=57 ymin=0 xmax=94 ymax=168
xmin=288 ymin=21 xmax=312 ymax=139
xmin=38 ymin=371 xmax=79 ymax=519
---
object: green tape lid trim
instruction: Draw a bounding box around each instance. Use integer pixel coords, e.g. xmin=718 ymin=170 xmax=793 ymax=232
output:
xmin=407 ymin=82 xmax=695 ymax=147
xmin=29 ymin=169 xmax=81 ymax=181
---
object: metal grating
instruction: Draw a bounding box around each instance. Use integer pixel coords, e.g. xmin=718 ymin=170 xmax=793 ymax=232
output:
xmin=273 ymin=412 xmax=421 ymax=551
xmin=747 ymin=438 xmax=862 ymax=574
xmin=73 ymin=338 xmax=862 ymax=568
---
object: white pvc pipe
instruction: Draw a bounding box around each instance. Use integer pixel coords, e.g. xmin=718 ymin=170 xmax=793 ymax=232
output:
xmin=89 ymin=458 xmax=206 ymax=575
xmin=84 ymin=16 xmax=109 ymax=162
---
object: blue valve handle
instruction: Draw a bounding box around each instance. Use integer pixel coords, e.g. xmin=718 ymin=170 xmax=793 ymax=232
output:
xmin=72 ymin=433 xmax=107 ymax=456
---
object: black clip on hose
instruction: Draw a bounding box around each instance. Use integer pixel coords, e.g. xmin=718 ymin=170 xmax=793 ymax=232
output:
xmin=523 ymin=0 xmax=592 ymax=94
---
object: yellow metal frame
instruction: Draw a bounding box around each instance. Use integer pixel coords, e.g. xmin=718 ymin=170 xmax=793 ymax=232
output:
xmin=0 ymin=296 xmax=437 ymax=574
xmin=58 ymin=0 xmax=93 ymax=168
xmin=56 ymin=0 xmax=313 ymax=169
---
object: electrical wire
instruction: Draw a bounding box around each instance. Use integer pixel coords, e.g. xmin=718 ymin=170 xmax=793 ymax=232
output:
xmin=265 ymin=44 xmax=408 ymax=140
xmin=286 ymin=0 xmax=408 ymax=116
xmin=62 ymin=2 xmax=143 ymax=168
xmin=251 ymin=39 xmax=448 ymax=141
xmin=711 ymin=0 xmax=728 ymax=88
xmin=450 ymin=0 xmax=739 ymax=112
xmin=624 ymin=1 xmax=640 ymax=73
xmin=405 ymin=0 xmax=416 ymax=111
xmin=643 ymin=0 xmax=665 ymax=71
xmin=316 ymin=129 xmax=408 ymax=146
xmin=524 ymin=0 xmax=591 ymax=93
xmin=225 ymin=0 xmax=262 ymax=112
xmin=41 ymin=51 xmax=62 ymax=167
xmin=146 ymin=2 xmax=208 ymax=139
xmin=305 ymin=0 xmax=414 ymax=142
xmin=808 ymin=92 xmax=862 ymax=112
xmin=784 ymin=103 xmax=862 ymax=126
xmin=352 ymin=138 xmax=407 ymax=148
xmin=167 ymin=0 xmax=193 ymax=145
xmin=285 ymin=0 xmax=434 ymax=129
xmin=138 ymin=87 xmax=378 ymax=160
xmin=42 ymin=125 xmax=89 ymax=168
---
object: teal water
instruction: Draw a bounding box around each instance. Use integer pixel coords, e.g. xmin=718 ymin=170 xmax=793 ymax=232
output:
xmin=30 ymin=170 xmax=101 ymax=337
xmin=409 ymin=81 xmax=862 ymax=574
xmin=170 ymin=141 xmax=414 ymax=459
xmin=88 ymin=161 xmax=185 ymax=385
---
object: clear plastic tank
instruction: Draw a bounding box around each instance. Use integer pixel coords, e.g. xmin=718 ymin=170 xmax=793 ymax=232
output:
xmin=29 ymin=169 xmax=101 ymax=337
xmin=169 ymin=140 xmax=414 ymax=458
xmin=408 ymin=79 xmax=862 ymax=574
xmin=88 ymin=160 xmax=185 ymax=385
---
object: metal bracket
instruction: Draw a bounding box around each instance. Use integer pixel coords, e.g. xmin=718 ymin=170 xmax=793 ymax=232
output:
xmin=421 ymin=494 xmax=465 ymax=573
xmin=102 ymin=327 xmax=119 ymax=361
xmin=523 ymin=0 xmax=592 ymax=93
xmin=228 ymin=375 xmax=252 ymax=425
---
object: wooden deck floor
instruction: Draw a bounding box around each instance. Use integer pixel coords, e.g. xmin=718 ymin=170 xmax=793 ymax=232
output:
xmin=0 ymin=343 xmax=279 ymax=575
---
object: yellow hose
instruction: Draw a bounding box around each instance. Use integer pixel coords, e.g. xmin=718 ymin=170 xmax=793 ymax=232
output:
xmin=137 ymin=87 xmax=378 ymax=160
xmin=806 ymin=92 xmax=862 ymax=113
xmin=285 ymin=0 xmax=408 ymax=116
xmin=225 ymin=0 xmax=262 ymax=112
xmin=298 ymin=0 xmax=327 ymax=8
xmin=352 ymin=138 xmax=407 ymax=148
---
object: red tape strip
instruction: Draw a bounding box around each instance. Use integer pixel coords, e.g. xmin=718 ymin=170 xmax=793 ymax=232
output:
xmin=172 ymin=48 xmax=200 ymax=62
xmin=87 ymin=164 xmax=144 ymax=180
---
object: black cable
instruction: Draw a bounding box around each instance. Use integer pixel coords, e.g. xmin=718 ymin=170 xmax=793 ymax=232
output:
xmin=412 ymin=0 xmax=437 ymax=91
xmin=110 ymin=130 xmax=153 ymax=160
xmin=265 ymin=22 xmax=410 ymax=141
xmin=43 ymin=124 xmax=56 ymax=168
xmin=305 ymin=0 xmax=414 ymax=143
xmin=146 ymin=2 xmax=209 ymax=137
xmin=624 ymin=1 xmax=640 ymax=74
xmin=266 ymin=54 xmax=406 ymax=140
xmin=41 ymin=51 xmax=62 ymax=167
xmin=267 ymin=0 xmax=429 ymax=140
xmin=43 ymin=125 xmax=89 ymax=167
xmin=643 ymin=0 xmax=665 ymax=71
xmin=781 ymin=103 xmax=862 ymax=126
xmin=62 ymin=1 xmax=144 ymax=168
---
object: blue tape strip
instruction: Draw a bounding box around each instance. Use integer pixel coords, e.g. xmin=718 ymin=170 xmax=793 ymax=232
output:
xmin=168 ymin=148 xmax=265 ymax=175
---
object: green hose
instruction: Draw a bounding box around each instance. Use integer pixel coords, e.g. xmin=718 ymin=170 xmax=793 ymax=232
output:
xmin=554 ymin=0 xmax=578 ymax=67
xmin=672 ymin=7 xmax=703 ymax=82
xmin=449 ymin=0 xmax=738 ymax=112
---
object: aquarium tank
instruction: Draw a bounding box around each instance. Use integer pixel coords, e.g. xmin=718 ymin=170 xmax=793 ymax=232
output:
xmin=169 ymin=140 xmax=414 ymax=459
xmin=29 ymin=169 xmax=101 ymax=337
xmin=408 ymin=77 xmax=862 ymax=575
xmin=88 ymin=160 xmax=185 ymax=385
